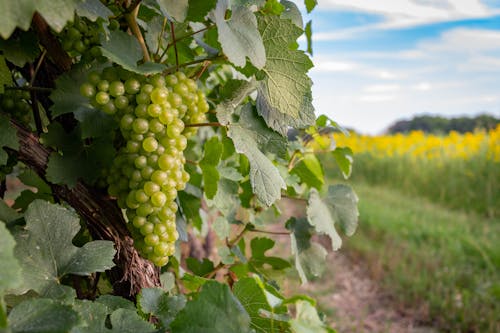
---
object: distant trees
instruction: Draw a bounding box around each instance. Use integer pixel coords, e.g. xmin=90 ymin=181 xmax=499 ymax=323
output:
xmin=387 ymin=114 xmax=500 ymax=134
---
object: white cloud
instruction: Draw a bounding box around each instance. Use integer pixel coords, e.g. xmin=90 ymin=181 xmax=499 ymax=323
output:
xmin=312 ymin=59 xmax=358 ymax=72
xmin=364 ymin=84 xmax=401 ymax=93
xmin=359 ymin=94 xmax=396 ymax=102
xmin=414 ymin=82 xmax=432 ymax=91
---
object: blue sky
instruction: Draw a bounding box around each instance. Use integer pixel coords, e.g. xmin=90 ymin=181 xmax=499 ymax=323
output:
xmin=300 ymin=0 xmax=500 ymax=134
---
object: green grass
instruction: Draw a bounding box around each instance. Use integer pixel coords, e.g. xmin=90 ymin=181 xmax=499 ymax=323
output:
xmin=343 ymin=182 xmax=500 ymax=332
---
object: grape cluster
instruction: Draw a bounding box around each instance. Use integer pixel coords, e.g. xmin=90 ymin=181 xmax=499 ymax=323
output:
xmin=80 ymin=67 xmax=209 ymax=266
xmin=60 ymin=16 xmax=101 ymax=59
xmin=0 ymin=89 xmax=31 ymax=125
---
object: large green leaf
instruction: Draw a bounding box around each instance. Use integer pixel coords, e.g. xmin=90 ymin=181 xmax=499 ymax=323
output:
xmin=228 ymin=106 xmax=286 ymax=206
xmin=290 ymin=300 xmax=332 ymax=333
xmin=233 ymin=277 xmax=290 ymax=333
xmin=291 ymin=153 xmax=324 ymax=190
xmin=307 ymin=185 xmax=359 ymax=251
xmin=0 ymin=114 xmax=19 ymax=165
xmin=256 ymin=15 xmax=315 ymax=135
xmin=8 ymin=298 xmax=80 ymax=333
xmin=107 ymin=309 xmax=157 ymax=333
xmin=138 ymin=288 xmax=186 ymax=328
xmin=200 ymin=137 xmax=223 ymax=199
xmin=0 ymin=223 xmax=22 ymax=293
xmin=100 ymin=30 xmax=166 ymax=75
xmin=249 ymin=237 xmax=290 ymax=271
xmin=170 ymin=281 xmax=251 ymax=333
xmin=75 ymin=0 xmax=113 ymax=22
xmin=212 ymin=0 xmax=266 ymax=69
xmin=216 ymin=79 xmax=257 ymax=125
xmin=12 ymin=200 xmax=116 ymax=298
xmin=0 ymin=0 xmax=81 ymax=39
xmin=287 ymin=218 xmax=327 ymax=283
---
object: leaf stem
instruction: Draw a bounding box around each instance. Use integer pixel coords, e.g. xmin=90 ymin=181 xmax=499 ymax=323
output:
xmin=163 ymin=54 xmax=223 ymax=73
xmin=250 ymin=228 xmax=291 ymax=235
xmin=125 ymin=7 xmax=151 ymax=62
xmin=169 ymin=21 xmax=179 ymax=71
xmin=281 ymin=193 xmax=307 ymax=202
xmin=185 ymin=122 xmax=223 ymax=128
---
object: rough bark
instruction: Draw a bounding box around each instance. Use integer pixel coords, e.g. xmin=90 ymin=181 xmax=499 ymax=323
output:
xmin=10 ymin=120 xmax=160 ymax=298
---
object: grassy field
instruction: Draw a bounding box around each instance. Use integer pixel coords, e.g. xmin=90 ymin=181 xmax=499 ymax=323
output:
xmin=343 ymin=182 xmax=500 ymax=332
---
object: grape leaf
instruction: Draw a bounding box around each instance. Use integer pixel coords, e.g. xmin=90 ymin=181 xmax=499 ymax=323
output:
xmin=200 ymin=137 xmax=223 ymax=199
xmin=216 ymin=79 xmax=257 ymax=125
xmin=290 ymin=300 xmax=333 ymax=333
xmin=233 ymin=277 xmax=290 ymax=333
xmin=12 ymin=200 xmax=116 ymax=298
xmin=157 ymin=0 xmax=189 ymax=22
xmin=305 ymin=20 xmax=312 ymax=55
xmin=307 ymin=185 xmax=359 ymax=251
xmin=332 ymin=147 xmax=353 ymax=179
xmin=304 ymin=0 xmax=317 ymax=13
xmin=0 ymin=223 xmax=22 ymax=293
xmin=281 ymin=0 xmax=303 ymax=28
xmin=287 ymin=218 xmax=327 ymax=283
xmin=0 ymin=114 xmax=19 ymax=165
xmin=212 ymin=0 xmax=266 ymax=69
xmin=0 ymin=55 xmax=13 ymax=94
xmin=209 ymin=178 xmax=239 ymax=216
xmin=107 ymin=309 xmax=157 ymax=333
xmin=249 ymin=237 xmax=291 ymax=271
xmin=0 ymin=200 xmax=21 ymax=224
xmin=256 ymin=15 xmax=315 ymax=135
xmin=71 ymin=300 xmax=109 ymax=333
xmin=0 ymin=32 xmax=40 ymax=67
xmin=187 ymin=0 xmax=217 ymax=22
xmin=138 ymin=288 xmax=186 ymax=328
xmin=100 ymin=30 xmax=166 ymax=75
xmin=170 ymin=281 xmax=251 ymax=333
xmin=75 ymin=0 xmax=113 ymax=22
xmin=8 ymin=298 xmax=80 ymax=333
xmin=228 ymin=106 xmax=286 ymax=206
xmin=186 ymin=258 xmax=215 ymax=276
xmin=291 ymin=153 xmax=324 ymax=190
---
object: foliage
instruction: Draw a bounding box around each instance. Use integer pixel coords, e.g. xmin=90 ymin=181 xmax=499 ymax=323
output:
xmin=386 ymin=113 xmax=500 ymax=135
xmin=0 ymin=0 xmax=358 ymax=332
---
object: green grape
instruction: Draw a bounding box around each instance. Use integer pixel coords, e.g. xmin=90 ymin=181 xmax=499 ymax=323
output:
xmin=79 ymin=68 xmax=209 ymax=267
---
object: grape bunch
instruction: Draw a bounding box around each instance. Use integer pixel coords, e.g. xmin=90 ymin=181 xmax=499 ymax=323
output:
xmin=0 ymin=89 xmax=31 ymax=125
xmin=80 ymin=67 xmax=209 ymax=266
xmin=60 ymin=16 xmax=101 ymax=59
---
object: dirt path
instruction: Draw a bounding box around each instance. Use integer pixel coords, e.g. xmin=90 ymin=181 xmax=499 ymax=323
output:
xmin=297 ymin=252 xmax=438 ymax=333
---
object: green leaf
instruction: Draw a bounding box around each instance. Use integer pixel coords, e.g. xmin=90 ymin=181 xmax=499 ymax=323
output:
xmin=8 ymin=298 xmax=80 ymax=333
xmin=305 ymin=20 xmax=313 ymax=55
xmin=290 ymin=300 xmax=331 ymax=333
xmin=187 ymin=0 xmax=217 ymax=22
xmin=281 ymin=0 xmax=303 ymax=28
xmin=256 ymin=15 xmax=315 ymax=135
xmin=332 ymin=147 xmax=353 ymax=179
xmin=100 ymin=30 xmax=166 ymax=75
xmin=200 ymin=137 xmax=223 ymax=199
xmin=0 ymin=114 xmax=19 ymax=165
xmin=178 ymin=191 xmax=202 ymax=230
xmin=71 ymin=300 xmax=109 ymax=333
xmin=157 ymin=0 xmax=188 ymax=22
xmin=0 ymin=0 xmax=85 ymax=39
xmin=216 ymin=79 xmax=257 ymax=125
xmin=233 ymin=277 xmax=290 ymax=333
xmin=0 ymin=56 xmax=12 ymax=95
xmin=287 ymin=218 xmax=327 ymax=283
xmin=209 ymin=178 xmax=239 ymax=216
xmin=12 ymin=200 xmax=116 ymax=298
xmin=186 ymin=258 xmax=214 ymax=276
xmin=108 ymin=309 xmax=156 ymax=333
xmin=291 ymin=153 xmax=324 ymax=190
xmin=307 ymin=185 xmax=359 ymax=251
xmin=212 ymin=0 xmax=266 ymax=69
xmin=75 ymin=0 xmax=113 ymax=22
xmin=304 ymin=0 xmax=317 ymax=13
xmin=250 ymin=237 xmax=291 ymax=270
xmin=170 ymin=281 xmax=251 ymax=333
xmin=95 ymin=295 xmax=135 ymax=312
xmin=0 ymin=32 xmax=40 ymax=67
xmin=0 ymin=200 xmax=21 ymax=224
xmin=0 ymin=223 xmax=22 ymax=293
xmin=138 ymin=288 xmax=186 ymax=328
xmin=228 ymin=105 xmax=286 ymax=206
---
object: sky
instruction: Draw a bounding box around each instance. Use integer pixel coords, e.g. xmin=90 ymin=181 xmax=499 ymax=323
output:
xmin=300 ymin=0 xmax=500 ymax=134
